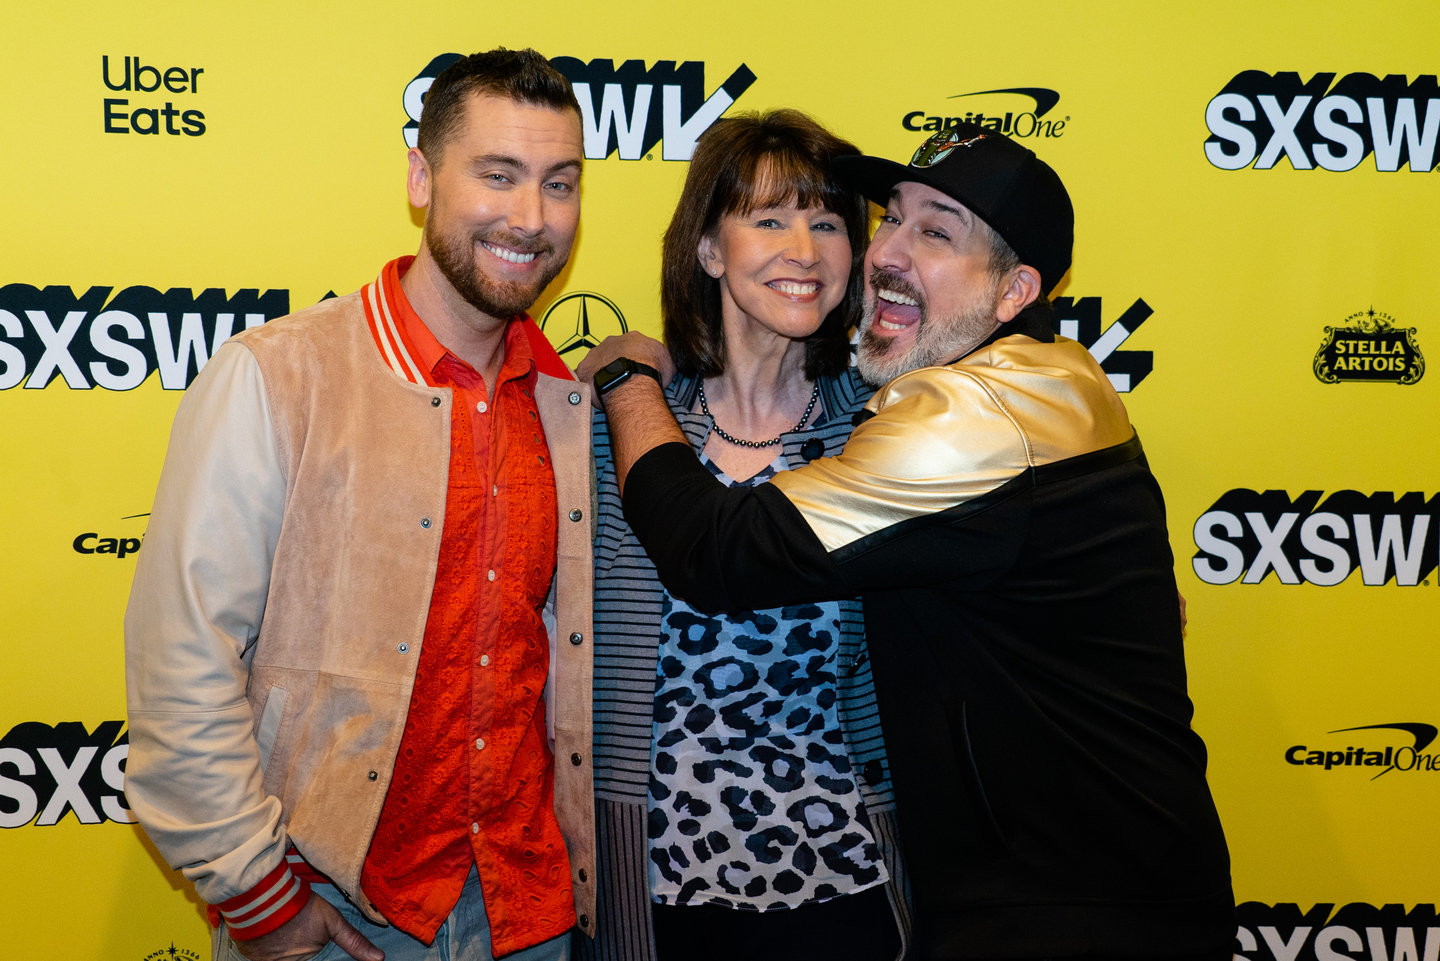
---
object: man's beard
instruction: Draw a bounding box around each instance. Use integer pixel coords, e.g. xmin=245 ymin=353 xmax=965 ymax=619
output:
xmin=426 ymin=222 xmax=565 ymax=320
xmin=854 ymin=269 xmax=1004 ymax=387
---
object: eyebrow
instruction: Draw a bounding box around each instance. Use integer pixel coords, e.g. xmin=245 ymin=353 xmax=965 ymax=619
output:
xmin=471 ymin=154 xmax=583 ymax=177
xmin=925 ymin=199 xmax=968 ymax=221
xmin=475 ymin=153 xmax=527 ymax=171
xmin=888 ymin=188 xmax=969 ymax=223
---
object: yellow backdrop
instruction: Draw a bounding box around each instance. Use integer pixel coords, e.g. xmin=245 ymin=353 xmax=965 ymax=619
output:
xmin=2 ymin=2 xmax=1436 ymax=958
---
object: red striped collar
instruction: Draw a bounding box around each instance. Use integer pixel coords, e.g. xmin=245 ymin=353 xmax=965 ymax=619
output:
xmin=360 ymin=256 xmax=575 ymax=384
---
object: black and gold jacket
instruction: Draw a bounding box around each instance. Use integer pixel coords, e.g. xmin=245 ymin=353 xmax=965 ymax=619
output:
xmin=622 ymin=312 xmax=1234 ymax=960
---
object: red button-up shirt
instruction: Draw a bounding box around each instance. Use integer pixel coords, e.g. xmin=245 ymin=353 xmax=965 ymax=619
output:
xmin=359 ymin=257 xmax=575 ymax=951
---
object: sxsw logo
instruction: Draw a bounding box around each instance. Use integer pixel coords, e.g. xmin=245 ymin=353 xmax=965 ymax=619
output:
xmin=402 ymin=54 xmax=756 ymax=161
xmin=1204 ymin=71 xmax=1439 ymax=172
xmin=1053 ymin=296 xmax=1153 ymax=392
xmin=0 ymin=721 xmax=134 ymax=828
xmin=0 ymin=283 xmax=287 ymax=391
xmin=1236 ymin=902 xmax=1439 ymax=961
xmin=1192 ymin=490 xmax=1437 ymax=586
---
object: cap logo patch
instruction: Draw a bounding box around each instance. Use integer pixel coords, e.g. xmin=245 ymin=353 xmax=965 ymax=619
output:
xmin=910 ymin=129 xmax=990 ymax=167
xmin=910 ymin=129 xmax=960 ymax=167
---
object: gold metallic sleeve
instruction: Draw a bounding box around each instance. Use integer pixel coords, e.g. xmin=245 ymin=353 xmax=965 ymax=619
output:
xmin=770 ymin=336 xmax=1135 ymax=553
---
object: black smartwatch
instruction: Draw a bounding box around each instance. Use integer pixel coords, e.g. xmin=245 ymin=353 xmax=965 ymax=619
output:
xmin=593 ymin=357 xmax=662 ymax=396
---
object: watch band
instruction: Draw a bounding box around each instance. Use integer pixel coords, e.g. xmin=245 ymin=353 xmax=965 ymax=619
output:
xmin=594 ymin=357 xmax=662 ymax=395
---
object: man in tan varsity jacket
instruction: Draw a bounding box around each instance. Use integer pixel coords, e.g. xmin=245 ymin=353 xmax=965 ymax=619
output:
xmin=124 ymin=49 xmax=596 ymax=961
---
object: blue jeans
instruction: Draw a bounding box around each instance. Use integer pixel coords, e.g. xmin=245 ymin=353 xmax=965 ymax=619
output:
xmin=225 ymin=866 xmax=571 ymax=961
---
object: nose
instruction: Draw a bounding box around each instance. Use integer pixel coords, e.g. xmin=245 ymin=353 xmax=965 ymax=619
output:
xmin=507 ymin=183 xmax=546 ymax=239
xmin=866 ymin=224 xmax=911 ymax=277
xmin=784 ymin=223 xmax=819 ymax=269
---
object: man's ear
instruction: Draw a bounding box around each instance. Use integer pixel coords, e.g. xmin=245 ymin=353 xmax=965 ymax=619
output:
xmin=995 ymin=265 xmax=1042 ymax=324
xmin=407 ymin=148 xmax=432 ymax=211
xmin=697 ymin=235 xmax=723 ymax=279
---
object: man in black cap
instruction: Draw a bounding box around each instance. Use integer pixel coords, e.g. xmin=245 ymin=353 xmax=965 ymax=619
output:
xmin=578 ymin=126 xmax=1235 ymax=960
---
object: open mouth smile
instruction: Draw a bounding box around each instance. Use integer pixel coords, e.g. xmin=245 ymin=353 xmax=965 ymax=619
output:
xmin=767 ymin=279 xmax=821 ymax=300
xmin=874 ymin=287 xmax=922 ymax=331
xmin=481 ymin=241 xmax=538 ymax=265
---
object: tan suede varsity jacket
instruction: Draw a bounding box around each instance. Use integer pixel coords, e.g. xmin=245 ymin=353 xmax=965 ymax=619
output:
xmin=122 ymin=288 xmax=596 ymax=949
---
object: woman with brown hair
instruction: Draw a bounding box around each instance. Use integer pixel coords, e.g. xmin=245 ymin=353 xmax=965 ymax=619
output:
xmin=579 ymin=110 xmax=911 ymax=961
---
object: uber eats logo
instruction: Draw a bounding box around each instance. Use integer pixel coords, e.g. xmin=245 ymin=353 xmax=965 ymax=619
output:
xmin=0 ymin=721 xmax=134 ymax=828
xmin=402 ymin=54 xmax=756 ymax=160
xmin=1204 ymin=70 xmax=1439 ymax=172
xmin=1192 ymin=490 xmax=1437 ymax=587
xmin=0 ymin=284 xmax=287 ymax=391
xmin=1284 ymin=723 xmax=1439 ymax=780
xmin=101 ymin=55 xmax=206 ymax=137
xmin=1235 ymin=902 xmax=1439 ymax=961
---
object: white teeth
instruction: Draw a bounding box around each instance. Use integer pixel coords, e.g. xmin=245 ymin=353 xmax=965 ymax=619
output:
xmin=769 ymin=281 xmax=819 ymax=296
xmin=876 ymin=319 xmax=908 ymax=331
xmin=483 ymin=242 xmax=537 ymax=265
xmin=877 ymin=288 xmax=918 ymax=306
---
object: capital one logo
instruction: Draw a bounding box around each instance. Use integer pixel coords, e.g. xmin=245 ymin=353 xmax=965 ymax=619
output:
xmin=402 ymin=54 xmax=756 ymax=161
xmin=1192 ymin=489 xmax=1437 ymax=586
xmin=1204 ymin=70 xmax=1439 ymax=172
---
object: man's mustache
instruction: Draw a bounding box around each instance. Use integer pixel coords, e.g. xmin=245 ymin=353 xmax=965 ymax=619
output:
xmin=868 ymin=269 xmax=926 ymax=315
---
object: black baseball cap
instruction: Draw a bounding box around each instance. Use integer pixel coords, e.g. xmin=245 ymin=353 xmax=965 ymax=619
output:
xmin=832 ymin=123 xmax=1074 ymax=294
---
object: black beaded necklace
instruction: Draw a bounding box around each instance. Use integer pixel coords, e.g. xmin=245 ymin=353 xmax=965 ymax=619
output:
xmin=698 ymin=380 xmax=820 ymax=449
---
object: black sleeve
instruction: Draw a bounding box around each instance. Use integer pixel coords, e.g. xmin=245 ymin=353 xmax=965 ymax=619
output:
xmin=621 ymin=442 xmax=1031 ymax=613
xmin=622 ymin=443 xmax=856 ymax=612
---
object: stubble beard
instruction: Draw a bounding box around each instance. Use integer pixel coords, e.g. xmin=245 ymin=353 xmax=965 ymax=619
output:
xmin=855 ymin=270 xmax=1004 ymax=387
xmin=426 ymin=219 xmax=566 ymax=321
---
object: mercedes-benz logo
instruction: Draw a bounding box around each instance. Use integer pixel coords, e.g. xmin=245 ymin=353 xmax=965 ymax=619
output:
xmin=540 ymin=292 xmax=629 ymax=359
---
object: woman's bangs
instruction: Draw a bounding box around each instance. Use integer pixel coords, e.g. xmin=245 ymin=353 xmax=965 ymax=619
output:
xmin=723 ymin=148 xmax=838 ymax=219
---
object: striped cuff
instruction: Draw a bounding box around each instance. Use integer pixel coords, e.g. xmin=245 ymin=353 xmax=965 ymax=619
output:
xmin=215 ymin=859 xmax=311 ymax=940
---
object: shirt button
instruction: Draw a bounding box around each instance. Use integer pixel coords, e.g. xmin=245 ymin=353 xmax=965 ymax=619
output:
xmin=475 ymin=738 xmax=486 ymax=751
xmin=569 ymin=509 xmax=583 ymax=522
xmin=492 ymin=485 xmax=498 ymax=496
xmin=397 ymin=643 xmax=409 ymax=654
xmin=487 ymin=569 xmax=496 ymax=582
xmin=477 ymin=401 xmax=488 ymax=413
xmin=801 ymin=439 xmax=825 ymax=462
xmin=471 ymin=822 xmax=479 ymax=835
xmin=568 ymin=391 xmax=582 ymax=405
xmin=480 ymin=654 xmax=490 ymax=667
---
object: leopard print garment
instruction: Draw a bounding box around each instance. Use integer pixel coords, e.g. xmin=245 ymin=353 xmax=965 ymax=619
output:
xmin=646 ymin=455 xmax=887 ymax=911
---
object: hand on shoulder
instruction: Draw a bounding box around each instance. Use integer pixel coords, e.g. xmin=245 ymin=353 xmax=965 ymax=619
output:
xmin=575 ymin=332 xmax=675 ymax=403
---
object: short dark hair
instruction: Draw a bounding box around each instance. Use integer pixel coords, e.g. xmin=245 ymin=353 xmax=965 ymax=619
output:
xmin=661 ymin=110 xmax=867 ymax=381
xmin=417 ymin=47 xmax=581 ymax=162
xmin=977 ymin=217 xmax=1056 ymax=327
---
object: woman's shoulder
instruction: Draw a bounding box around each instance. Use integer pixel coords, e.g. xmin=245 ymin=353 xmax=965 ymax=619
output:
xmin=819 ymin=366 xmax=877 ymax=420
